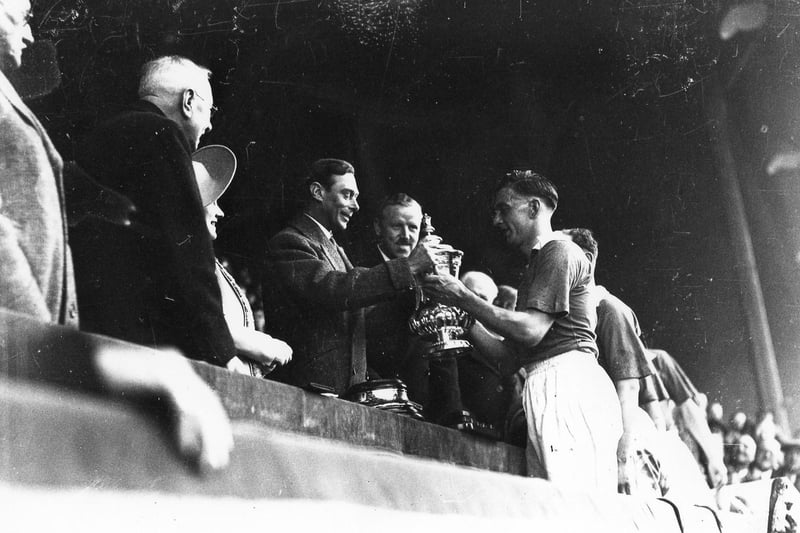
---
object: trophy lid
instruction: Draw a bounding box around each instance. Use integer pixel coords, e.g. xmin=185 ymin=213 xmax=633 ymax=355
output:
xmin=420 ymin=213 xmax=443 ymax=246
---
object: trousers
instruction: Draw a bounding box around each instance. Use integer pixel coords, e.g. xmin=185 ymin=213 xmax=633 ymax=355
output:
xmin=522 ymin=350 xmax=622 ymax=493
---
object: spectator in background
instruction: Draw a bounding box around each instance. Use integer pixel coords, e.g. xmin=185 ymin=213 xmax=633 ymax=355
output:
xmin=706 ymin=400 xmax=727 ymax=463
xmin=746 ymin=436 xmax=782 ymax=482
xmin=461 ymin=271 xmax=498 ymax=304
xmin=727 ymin=433 xmax=757 ymax=484
xmin=253 ymin=309 xmax=266 ymax=332
xmin=459 ymin=270 xmax=513 ymax=432
xmin=708 ymin=401 xmax=727 ymax=437
xmin=192 ymin=145 xmax=292 ymax=378
xmin=728 ymin=411 xmax=756 ymax=440
xmin=753 ymin=409 xmax=792 ymax=445
xmin=494 ymin=285 xmax=518 ymax=310
xmin=71 ymin=55 xmax=238 ymax=369
xmin=776 ymin=443 xmax=800 ymax=491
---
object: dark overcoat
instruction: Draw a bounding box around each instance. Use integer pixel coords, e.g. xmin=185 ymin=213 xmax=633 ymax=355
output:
xmin=70 ymin=100 xmax=235 ymax=366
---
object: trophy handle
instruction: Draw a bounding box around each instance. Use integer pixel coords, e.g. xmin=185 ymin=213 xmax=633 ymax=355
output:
xmin=414 ymin=283 xmax=424 ymax=311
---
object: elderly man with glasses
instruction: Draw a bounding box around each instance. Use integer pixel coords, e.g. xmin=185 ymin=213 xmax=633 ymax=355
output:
xmin=70 ymin=56 xmax=238 ymax=369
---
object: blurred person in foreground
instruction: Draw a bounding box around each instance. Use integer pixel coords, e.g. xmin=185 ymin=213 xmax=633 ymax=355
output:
xmin=70 ymin=55 xmax=237 ymax=369
xmin=422 ymin=170 xmax=622 ymax=491
xmin=0 ymin=1 xmax=231 ymax=470
xmin=0 ymin=0 xmax=76 ymax=325
xmin=192 ymin=145 xmax=292 ymax=378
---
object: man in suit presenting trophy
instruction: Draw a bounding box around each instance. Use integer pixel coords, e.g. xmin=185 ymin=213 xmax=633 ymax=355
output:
xmin=263 ymin=160 xmax=437 ymax=395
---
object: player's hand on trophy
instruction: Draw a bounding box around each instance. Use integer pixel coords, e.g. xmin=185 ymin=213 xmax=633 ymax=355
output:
xmin=420 ymin=271 xmax=470 ymax=307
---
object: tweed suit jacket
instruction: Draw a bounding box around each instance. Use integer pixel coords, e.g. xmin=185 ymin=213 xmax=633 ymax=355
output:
xmin=0 ymin=71 xmax=78 ymax=327
xmin=70 ymin=101 xmax=235 ymax=366
xmin=263 ymin=214 xmax=417 ymax=394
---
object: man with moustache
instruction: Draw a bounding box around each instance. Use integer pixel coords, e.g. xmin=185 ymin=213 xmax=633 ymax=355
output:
xmin=422 ymin=170 xmax=622 ymax=491
xmin=361 ymin=193 xmax=464 ymax=423
xmin=264 ymin=160 xmax=436 ymax=395
xmin=70 ymin=55 xmax=236 ymax=368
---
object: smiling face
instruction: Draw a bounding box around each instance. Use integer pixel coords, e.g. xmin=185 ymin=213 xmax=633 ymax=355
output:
xmin=314 ymin=172 xmax=360 ymax=232
xmin=0 ymin=0 xmax=32 ymax=72
xmin=374 ymin=202 xmax=422 ymax=259
xmin=492 ymin=186 xmax=535 ymax=251
xmin=204 ymin=200 xmax=224 ymax=240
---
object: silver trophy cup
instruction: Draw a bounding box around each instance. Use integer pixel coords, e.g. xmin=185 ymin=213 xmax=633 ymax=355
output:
xmin=408 ymin=215 xmax=474 ymax=359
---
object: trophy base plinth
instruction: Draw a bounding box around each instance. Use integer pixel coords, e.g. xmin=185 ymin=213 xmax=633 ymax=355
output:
xmin=421 ymin=338 xmax=472 ymax=360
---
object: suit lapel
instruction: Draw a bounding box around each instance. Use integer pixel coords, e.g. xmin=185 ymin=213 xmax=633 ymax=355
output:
xmin=290 ymin=214 xmax=347 ymax=271
xmin=0 ymin=71 xmax=65 ymax=207
xmin=0 ymin=72 xmax=48 ymax=142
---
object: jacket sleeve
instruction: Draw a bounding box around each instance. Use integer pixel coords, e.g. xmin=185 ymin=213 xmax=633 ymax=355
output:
xmin=266 ymin=230 xmax=416 ymax=312
xmin=143 ymin=124 xmax=236 ymax=366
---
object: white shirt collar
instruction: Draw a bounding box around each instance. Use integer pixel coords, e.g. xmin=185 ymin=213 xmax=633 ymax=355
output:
xmin=304 ymin=213 xmax=333 ymax=240
xmin=0 ymin=70 xmax=21 ymax=108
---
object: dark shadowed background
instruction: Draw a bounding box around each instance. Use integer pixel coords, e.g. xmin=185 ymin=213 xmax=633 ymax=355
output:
xmin=19 ymin=0 xmax=800 ymax=431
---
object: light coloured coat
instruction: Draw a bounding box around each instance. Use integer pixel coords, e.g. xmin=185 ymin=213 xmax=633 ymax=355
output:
xmin=0 ymin=70 xmax=77 ymax=327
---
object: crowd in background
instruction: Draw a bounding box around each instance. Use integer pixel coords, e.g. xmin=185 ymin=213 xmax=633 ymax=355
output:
xmin=708 ymin=404 xmax=800 ymax=490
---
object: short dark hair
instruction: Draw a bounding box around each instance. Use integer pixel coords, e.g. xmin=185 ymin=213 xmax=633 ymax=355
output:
xmin=497 ymin=170 xmax=558 ymax=209
xmin=376 ymin=193 xmax=421 ymax=222
xmin=562 ymin=227 xmax=598 ymax=257
xmin=305 ymin=158 xmax=355 ymax=194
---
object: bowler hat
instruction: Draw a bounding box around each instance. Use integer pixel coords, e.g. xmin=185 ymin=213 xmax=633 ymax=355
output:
xmin=192 ymin=144 xmax=237 ymax=206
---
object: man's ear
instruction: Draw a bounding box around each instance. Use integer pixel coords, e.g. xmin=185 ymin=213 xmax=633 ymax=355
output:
xmin=584 ymin=251 xmax=595 ymax=265
xmin=180 ymin=89 xmax=194 ymax=118
xmin=528 ymin=198 xmax=540 ymax=218
xmin=373 ymin=218 xmax=382 ymax=238
xmin=309 ymin=181 xmax=324 ymax=202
